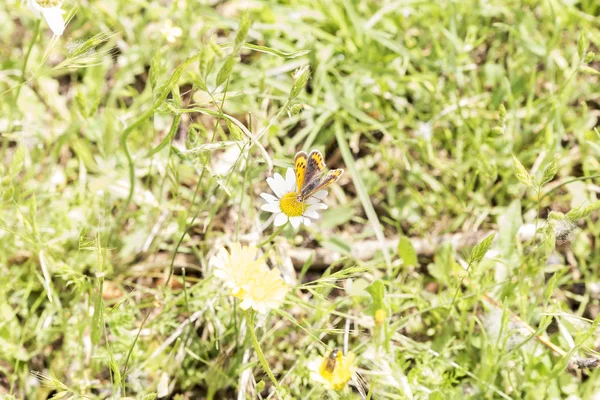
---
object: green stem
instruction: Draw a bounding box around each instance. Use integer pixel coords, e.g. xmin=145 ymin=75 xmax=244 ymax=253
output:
xmin=246 ymin=310 xmax=280 ymax=392
xmin=15 ymin=20 xmax=41 ymax=107
xmin=109 ymin=106 xmax=157 ymax=244
xmin=257 ymin=223 xmax=286 ymax=248
xmin=540 ymin=174 xmax=600 ymax=201
xmin=5 ymin=20 xmax=41 ymax=157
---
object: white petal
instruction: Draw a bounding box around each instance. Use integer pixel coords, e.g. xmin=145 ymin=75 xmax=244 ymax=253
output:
xmin=260 ymin=193 xmax=278 ymax=203
xmin=304 ymin=210 xmax=320 ymax=219
xmin=303 ymin=217 xmax=312 ymax=226
xmin=261 ymin=202 xmax=281 ymax=213
xmin=266 ymin=176 xmax=286 ymax=198
xmin=285 ymin=167 xmax=297 ymax=192
xmin=289 ymin=216 xmax=303 ymax=228
xmin=306 ymin=203 xmax=328 ymax=212
xmin=274 ymin=213 xmax=288 ymax=227
xmin=41 ymin=7 xmax=65 ymax=36
xmin=26 ymin=0 xmax=43 ymax=17
xmin=313 ymin=190 xmax=328 ymax=200
xmin=239 ymin=298 xmax=252 ymax=310
xmin=273 ymin=172 xmax=288 ymax=192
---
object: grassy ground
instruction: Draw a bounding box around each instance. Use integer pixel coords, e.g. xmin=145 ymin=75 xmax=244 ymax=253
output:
xmin=2 ymin=0 xmax=600 ymax=398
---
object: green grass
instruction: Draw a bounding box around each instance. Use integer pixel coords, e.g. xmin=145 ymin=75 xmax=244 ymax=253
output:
xmin=2 ymin=0 xmax=600 ymax=398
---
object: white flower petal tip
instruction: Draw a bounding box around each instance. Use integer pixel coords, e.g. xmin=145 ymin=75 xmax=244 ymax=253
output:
xmin=260 ymin=193 xmax=278 ymax=203
xmin=274 ymin=213 xmax=289 ymax=227
xmin=289 ymin=216 xmax=303 ymax=229
xmin=41 ymin=7 xmax=65 ymax=36
xmin=26 ymin=1 xmax=66 ymax=36
xmin=261 ymin=203 xmax=281 ymax=213
xmin=285 ymin=168 xmax=296 ymax=191
xmin=313 ymin=190 xmax=328 ymax=200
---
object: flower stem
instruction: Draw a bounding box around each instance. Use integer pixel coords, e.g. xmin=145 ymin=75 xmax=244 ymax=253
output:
xmin=5 ymin=20 xmax=41 ymax=157
xmin=257 ymin=223 xmax=286 ymax=248
xmin=15 ymin=19 xmax=41 ymax=106
xmin=246 ymin=310 xmax=280 ymax=392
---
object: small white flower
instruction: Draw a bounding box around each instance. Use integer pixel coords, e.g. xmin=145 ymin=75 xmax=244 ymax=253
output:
xmin=260 ymin=167 xmax=329 ymax=229
xmin=161 ymin=19 xmax=183 ymax=44
xmin=24 ymin=0 xmax=66 ymax=36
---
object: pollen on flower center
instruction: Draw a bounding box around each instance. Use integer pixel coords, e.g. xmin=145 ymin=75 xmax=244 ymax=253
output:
xmin=279 ymin=192 xmax=305 ymax=217
xmin=38 ymin=0 xmax=62 ymax=6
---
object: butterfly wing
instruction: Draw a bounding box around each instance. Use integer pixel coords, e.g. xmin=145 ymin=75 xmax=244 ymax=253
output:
xmin=300 ymin=168 xmax=344 ymax=199
xmin=294 ymin=151 xmax=308 ymax=193
xmin=302 ymin=150 xmax=326 ymax=190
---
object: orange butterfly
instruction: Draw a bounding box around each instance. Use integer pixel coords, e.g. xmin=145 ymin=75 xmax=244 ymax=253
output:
xmin=294 ymin=150 xmax=344 ymax=201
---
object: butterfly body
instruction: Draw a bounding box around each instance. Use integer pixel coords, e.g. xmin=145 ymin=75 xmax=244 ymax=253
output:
xmin=294 ymin=150 xmax=344 ymax=202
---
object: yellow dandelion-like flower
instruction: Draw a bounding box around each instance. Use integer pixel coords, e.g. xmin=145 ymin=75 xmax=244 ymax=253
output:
xmin=238 ymin=267 xmax=289 ymax=314
xmin=309 ymin=349 xmax=355 ymax=391
xmin=211 ymin=243 xmax=289 ymax=313
xmin=210 ymin=243 xmax=265 ymax=298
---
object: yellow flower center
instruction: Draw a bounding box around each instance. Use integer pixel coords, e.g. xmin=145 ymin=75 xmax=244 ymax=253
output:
xmin=279 ymin=192 xmax=305 ymax=217
xmin=38 ymin=0 xmax=61 ymax=7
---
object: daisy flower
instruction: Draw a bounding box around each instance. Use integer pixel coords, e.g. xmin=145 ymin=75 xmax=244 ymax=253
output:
xmin=260 ymin=167 xmax=328 ymax=229
xmin=211 ymin=243 xmax=289 ymax=314
xmin=309 ymin=349 xmax=356 ymax=391
xmin=24 ymin=0 xmax=66 ymax=36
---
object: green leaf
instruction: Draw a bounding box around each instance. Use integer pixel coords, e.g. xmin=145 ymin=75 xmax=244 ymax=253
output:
xmin=188 ymin=70 xmax=208 ymax=92
xmin=319 ymin=204 xmax=355 ymax=229
xmin=147 ymin=115 xmax=181 ymax=157
xmin=584 ymin=52 xmax=595 ymax=63
xmin=234 ymin=12 xmax=251 ymax=53
xmin=470 ymin=233 xmax=495 ymax=264
xmin=216 ymin=56 xmax=235 ymax=88
xmin=540 ymin=156 xmax=558 ymax=185
xmin=511 ymin=154 xmax=533 ymax=188
xmin=566 ymin=200 xmax=600 ymax=221
xmin=91 ymin=279 xmax=104 ymax=345
xmin=365 ymin=280 xmax=385 ymax=316
xmin=580 ymin=65 xmax=600 ymax=76
xmin=578 ymin=32 xmax=586 ymax=58
xmin=289 ymin=65 xmax=310 ymax=100
xmin=243 ymin=43 xmax=310 ymax=58
xmin=10 ymin=146 xmax=25 ymax=177
xmin=149 ymin=51 xmax=166 ymax=91
xmin=398 ymin=236 xmax=418 ymax=267
xmin=199 ymin=44 xmax=215 ymax=78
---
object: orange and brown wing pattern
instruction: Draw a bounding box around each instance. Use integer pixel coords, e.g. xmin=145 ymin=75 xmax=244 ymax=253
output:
xmin=294 ymin=151 xmax=308 ymax=192
xmin=303 ymin=150 xmax=326 ymax=189
xmin=301 ymin=168 xmax=344 ymax=199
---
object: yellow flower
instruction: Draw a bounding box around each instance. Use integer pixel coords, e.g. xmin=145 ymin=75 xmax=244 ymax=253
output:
xmin=310 ymin=349 xmax=355 ymax=391
xmin=211 ymin=244 xmax=289 ymax=314
xmin=375 ymin=309 xmax=387 ymax=326
xmin=211 ymin=243 xmax=265 ymax=297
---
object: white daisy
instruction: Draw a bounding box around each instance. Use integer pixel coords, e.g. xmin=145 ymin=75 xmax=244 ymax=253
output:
xmin=24 ymin=0 xmax=66 ymax=36
xmin=260 ymin=167 xmax=329 ymax=229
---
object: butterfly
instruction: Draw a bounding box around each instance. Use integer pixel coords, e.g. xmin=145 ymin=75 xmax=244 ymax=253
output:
xmin=294 ymin=150 xmax=344 ymax=201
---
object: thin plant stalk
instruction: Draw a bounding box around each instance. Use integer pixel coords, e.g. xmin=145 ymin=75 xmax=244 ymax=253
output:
xmin=257 ymin=223 xmax=286 ymax=248
xmin=5 ymin=20 xmax=41 ymax=156
xmin=245 ymin=310 xmax=281 ymax=393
